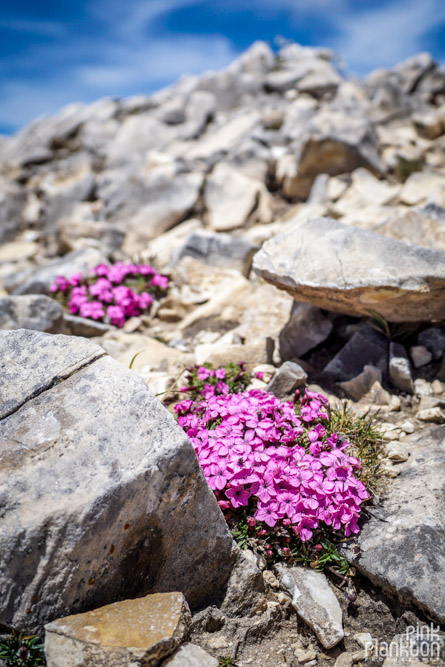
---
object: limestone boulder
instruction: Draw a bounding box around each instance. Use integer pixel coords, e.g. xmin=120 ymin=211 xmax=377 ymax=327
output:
xmin=342 ymin=425 xmax=445 ymax=623
xmin=0 ymin=330 xmax=233 ymax=632
xmin=253 ymin=216 xmax=445 ymax=322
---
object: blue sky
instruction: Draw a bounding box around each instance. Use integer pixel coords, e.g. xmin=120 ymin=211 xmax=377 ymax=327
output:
xmin=1 ymin=0 xmax=445 ymax=135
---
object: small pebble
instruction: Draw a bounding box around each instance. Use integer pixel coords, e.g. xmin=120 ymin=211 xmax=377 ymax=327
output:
xmin=277 ymin=591 xmax=289 ymax=605
xmin=432 ymin=379 xmax=444 ymax=395
xmin=295 ymin=648 xmax=317 ymax=663
xmin=399 ymin=420 xmax=414 ymax=434
xmin=263 ymin=570 xmax=280 ymax=589
xmin=385 ymin=441 xmax=409 ymax=462
xmin=207 ymin=635 xmax=230 ymax=650
xmin=334 ymin=652 xmax=353 ymax=667
xmin=379 ymin=422 xmax=403 ymax=441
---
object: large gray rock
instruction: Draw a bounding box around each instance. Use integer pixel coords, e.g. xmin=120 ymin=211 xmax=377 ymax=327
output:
xmin=266 ymin=361 xmax=308 ymax=398
xmin=323 ymin=324 xmax=388 ymax=382
xmin=0 ymin=295 xmax=63 ymax=333
xmin=0 ymin=330 xmax=233 ymax=632
xmin=13 ymin=248 xmax=108 ymax=295
xmin=176 ymin=229 xmax=259 ymax=276
xmin=280 ymin=112 xmax=382 ymax=198
xmin=274 ymin=563 xmax=344 ymax=649
xmin=342 ymin=425 xmax=445 ymax=623
xmin=253 ymin=217 xmax=445 ymax=322
xmin=98 ymin=168 xmax=203 ymax=242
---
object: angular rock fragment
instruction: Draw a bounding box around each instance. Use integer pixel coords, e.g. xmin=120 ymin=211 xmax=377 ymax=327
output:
xmin=342 ymin=425 xmax=445 ymax=623
xmin=279 ymin=302 xmax=333 ymax=361
xmin=176 ymin=229 xmax=259 ymax=275
xmin=389 ymin=342 xmax=414 ymax=393
xmin=266 ymin=361 xmax=308 ymax=398
xmin=0 ymin=295 xmax=63 ymax=333
xmin=253 ymin=216 xmax=445 ymax=322
xmin=44 ymin=593 xmax=191 ymax=667
xmin=0 ymin=330 xmax=233 ymax=631
xmin=274 ymin=563 xmax=344 ymax=649
xmin=323 ymin=324 xmax=388 ymax=383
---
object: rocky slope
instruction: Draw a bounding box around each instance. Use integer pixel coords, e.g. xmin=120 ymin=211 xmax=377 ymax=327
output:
xmin=1 ymin=41 xmax=445 ymax=666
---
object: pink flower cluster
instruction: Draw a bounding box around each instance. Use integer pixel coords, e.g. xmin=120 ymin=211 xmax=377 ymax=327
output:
xmin=50 ymin=262 xmax=169 ymax=327
xmin=175 ymin=388 xmax=369 ymax=541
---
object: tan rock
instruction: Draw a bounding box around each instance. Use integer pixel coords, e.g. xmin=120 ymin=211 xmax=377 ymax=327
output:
xmin=195 ymin=341 xmax=270 ymax=370
xmin=44 ymin=593 xmax=191 ymax=667
xmin=399 ymin=171 xmax=444 ymax=206
xmin=0 ymin=240 xmax=39 ymax=263
xmin=98 ymin=331 xmax=183 ymax=376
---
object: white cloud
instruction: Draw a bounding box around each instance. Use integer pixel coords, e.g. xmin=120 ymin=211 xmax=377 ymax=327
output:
xmin=328 ymin=0 xmax=445 ymax=74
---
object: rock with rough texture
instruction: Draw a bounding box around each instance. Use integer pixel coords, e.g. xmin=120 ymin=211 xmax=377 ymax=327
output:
xmin=0 ymin=295 xmax=63 ymax=332
xmin=266 ymin=361 xmax=308 ymax=398
xmin=0 ymin=176 xmax=27 ymax=243
xmin=0 ymin=330 xmax=233 ymax=632
xmin=162 ymin=643 xmax=218 ymax=667
xmin=253 ymin=216 xmax=445 ymax=322
xmin=281 ymin=113 xmax=382 ymax=199
xmin=98 ymin=169 xmax=203 ymax=244
xmin=381 ymin=631 xmax=445 ymax=666
xmin=323 ymin=324 xmax=388 ymax=382
xmin=13 ymin=248 xmax=108 ymax=295
xmin=274 ymin=563 xmax=344 ymax=649
xmin=205 ymin=162 xmax=270 ymax=231
xmin=176 ymin=229 xmax=259 ymax=275
xmin=44 ymin=593 xmax=191 ymax=667
xmin=279 ymin=302 xmax=333 ymax=361
xmin=342 ymin=425 xmax=445 ymax=623
xmin=389 ymin=342 xmax=414 ymax=393
xmin=220 ymin=545 xmax=265 ymax=617
xmin=339 ymin=365 xmax=382 ymax=401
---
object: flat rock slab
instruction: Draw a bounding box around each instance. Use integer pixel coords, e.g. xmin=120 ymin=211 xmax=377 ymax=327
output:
xmin=0 ymin=330 xmax=233 ymax=632
xmin=44 ymin=592 xmax=191 ymax=667
xmin=343 ymin=425 xmax=445 ymax=623
xmin=253 ymin=216 xmax=445 ymax=322
xmin=274 ymin=563 xmax=344 ymax=649
xmin=0 ymin=295 xmax=63 ymax=333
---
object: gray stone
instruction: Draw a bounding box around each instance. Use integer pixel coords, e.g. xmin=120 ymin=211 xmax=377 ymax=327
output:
xmin=339 ymin=365 xmax=383 ymax=401
xmin=323 ymin=324 xmax=388 ymax=383
xmin=220 ymin=544 xmax=265 ymax=617
xmin=176 ymin=229 xmax=259 ymax=276
xmin=162 ymin=643 xmax=218 ymax=667
xmin=0 ymin=295 xmax=63 ymax=333
xmin=55 ymin=219 xmax=125 ymax=256
xmin=410 ymin=345 xmax=432 ymax=368
xmin=274 ymin=563 xmax=344 ymax=649
xmin=205 ymin=162 xmax=268 ymax=232
xmin=417 ymin=326 xmax=445 ymax=361
xmin=389 ymin=342 xmax=414 ymax=393
xmin=264 ymin=57 xmax=341 ymax=97
xmin=13 ymin=248 xmax=108 ymax=295
xmin=44 ymin=592 xmax=191 ymax=667
xmin=0 ymin=176 xmax=27 ymax=243
xmin=279 ymin=302 xmax=333 ymax=361
xmin=342 ymin=425 xmax=445 ymax=623
xmin=0 ymin=330 xmax=233 ymax=632
xmin=281 ymin=112 xmax=382 ymax=199
xmin=63 ymin=314 xmax=112 ymax=338
xmin=266 ymin=361 xmax=308 ymax=398
xmin=253 ymin=216 xmax=445 ymax=322
xmin=98 ymin=168 xmax=203 ymax=242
